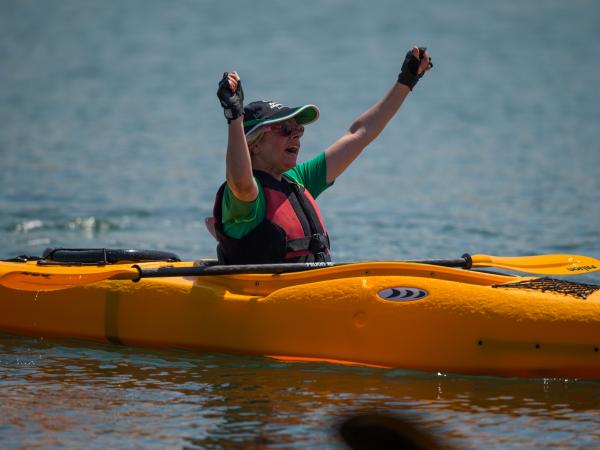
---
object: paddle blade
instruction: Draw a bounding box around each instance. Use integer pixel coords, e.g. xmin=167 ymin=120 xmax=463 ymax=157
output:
xmin=471 ymin=254 xmax=600 ymax=275
xmin=0 ymin=262 xmax=139 ymax=292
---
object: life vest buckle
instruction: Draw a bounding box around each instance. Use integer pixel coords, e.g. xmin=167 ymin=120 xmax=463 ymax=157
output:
xmin=309 ymin=234 xmax=329 ymax=253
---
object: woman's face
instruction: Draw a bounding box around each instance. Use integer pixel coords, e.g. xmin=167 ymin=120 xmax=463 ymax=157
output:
xmin=253 ymin=119 xmax=305 ymax=174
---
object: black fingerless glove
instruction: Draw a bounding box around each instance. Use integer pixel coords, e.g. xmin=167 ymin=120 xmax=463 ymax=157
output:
xmin=397 ymin=47 xmax=432 ymax=90
xmin=217 ymin=72 xmax=244 ymax=123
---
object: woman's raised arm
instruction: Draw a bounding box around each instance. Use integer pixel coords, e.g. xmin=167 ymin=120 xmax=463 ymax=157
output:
xmin=325 ymin=47 xmax=432 ymax=183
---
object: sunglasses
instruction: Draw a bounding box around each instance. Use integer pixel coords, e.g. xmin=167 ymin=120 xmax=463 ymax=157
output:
xmin=264 ymin=122 xmax=304 ymax=137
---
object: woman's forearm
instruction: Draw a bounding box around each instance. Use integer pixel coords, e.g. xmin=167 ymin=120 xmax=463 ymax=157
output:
xmin=349 ymin=82 xmax=410 ymax=145
xmin=325 ymin=82 xmax=410 ymax=182
xmin=225 ymin=117 xmax=258 ymax=201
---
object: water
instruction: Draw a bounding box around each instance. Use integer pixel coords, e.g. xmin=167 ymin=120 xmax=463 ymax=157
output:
xmin=2 ymin=334 xmax=600 ymax=450
xmin=1 ymin=0 xmax=599 ymax=448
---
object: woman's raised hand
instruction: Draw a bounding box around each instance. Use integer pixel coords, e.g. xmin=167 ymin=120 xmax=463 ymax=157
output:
xmin=397 ymin=47 xmax=433 ymax=90
xmin=217 ymin=71 xmax=244 ymax=123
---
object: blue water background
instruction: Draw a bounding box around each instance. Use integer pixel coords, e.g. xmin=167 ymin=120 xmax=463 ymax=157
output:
xmin=1 ymin=0 xmax=599 ymax=448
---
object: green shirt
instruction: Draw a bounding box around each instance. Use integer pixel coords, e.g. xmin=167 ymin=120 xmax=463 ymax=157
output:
xmin=222 ymin=151 xmax=332 ymax=239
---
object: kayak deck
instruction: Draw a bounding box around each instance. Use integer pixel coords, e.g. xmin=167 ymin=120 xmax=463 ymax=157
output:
xmin=1 ymin=260 xmax=599 ymax=378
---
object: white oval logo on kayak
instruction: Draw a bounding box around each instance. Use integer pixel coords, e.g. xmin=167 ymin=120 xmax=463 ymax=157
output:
xmin=377 ymin=287 xmax=428 ymax=302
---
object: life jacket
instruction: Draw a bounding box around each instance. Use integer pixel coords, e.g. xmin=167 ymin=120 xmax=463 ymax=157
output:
xmin=212 ymin=170 xmax=330 ymax=264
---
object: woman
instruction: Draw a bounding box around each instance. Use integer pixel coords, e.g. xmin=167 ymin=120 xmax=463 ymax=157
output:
xmin=212 ymin=47 xmax=432 ymax=264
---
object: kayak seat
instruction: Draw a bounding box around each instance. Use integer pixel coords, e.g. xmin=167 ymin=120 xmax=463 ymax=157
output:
xmin=39 ymin=248 xmax=181 ymax=265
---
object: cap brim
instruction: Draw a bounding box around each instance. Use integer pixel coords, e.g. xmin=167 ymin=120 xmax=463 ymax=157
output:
xmin=244 ymin=104 xmax=319 ymax=136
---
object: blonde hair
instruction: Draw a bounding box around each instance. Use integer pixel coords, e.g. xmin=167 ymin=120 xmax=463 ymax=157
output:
xmin=246 ymin=128 xmax=266 ymax=152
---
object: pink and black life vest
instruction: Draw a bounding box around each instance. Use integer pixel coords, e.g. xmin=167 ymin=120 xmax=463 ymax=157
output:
xmin=212 ymin=170 xmax=330 ymax=264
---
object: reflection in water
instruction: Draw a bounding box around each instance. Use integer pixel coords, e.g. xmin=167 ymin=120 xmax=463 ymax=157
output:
xmin=2 ymin=333 xmax=600 ymax=449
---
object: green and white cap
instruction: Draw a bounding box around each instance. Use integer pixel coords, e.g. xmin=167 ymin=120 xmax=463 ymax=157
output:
xmin=243 ymin=101 xmax=319 ymax=136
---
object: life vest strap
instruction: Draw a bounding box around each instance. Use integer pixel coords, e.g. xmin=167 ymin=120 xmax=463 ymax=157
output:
xmin=287 ymin=234 xmax=329 ymax=253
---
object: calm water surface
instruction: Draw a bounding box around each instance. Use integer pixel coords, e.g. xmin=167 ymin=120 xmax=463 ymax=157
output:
xmin=2 ymin=333 xmax=600 ymax=449
xmin=1 ymin=0 xmax=599 ymax=448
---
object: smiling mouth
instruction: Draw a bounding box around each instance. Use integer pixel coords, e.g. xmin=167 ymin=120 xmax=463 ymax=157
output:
xmin=285 ymin=147 xmax=299 ymax=155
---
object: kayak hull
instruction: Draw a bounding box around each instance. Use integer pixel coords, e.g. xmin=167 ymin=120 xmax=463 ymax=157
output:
xmin=1 ymin=261 xmax=600 ymax=378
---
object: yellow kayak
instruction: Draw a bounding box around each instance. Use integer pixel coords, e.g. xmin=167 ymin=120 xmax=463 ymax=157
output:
xmin=1 ymin=257 xmax=600 ymax=379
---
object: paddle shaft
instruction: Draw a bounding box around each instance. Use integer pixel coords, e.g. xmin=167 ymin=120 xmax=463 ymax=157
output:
xmin=134 ymin=257 xmax=471 ymax=279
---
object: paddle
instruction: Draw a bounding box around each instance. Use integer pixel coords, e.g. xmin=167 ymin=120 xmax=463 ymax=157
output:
xmin=0 ymin=264 xmax=141 ymax=292
xmin=134 ymin=253 xmax=600 ymax=278
xmin=1 ymin=253 xmax=598 ymax=292
xmin=468 ymin=254 xmax=600 ymax=275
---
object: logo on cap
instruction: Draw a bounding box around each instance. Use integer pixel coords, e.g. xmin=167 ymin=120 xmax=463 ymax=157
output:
xmin=267 ymin=101 xmax=284 ymax=110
